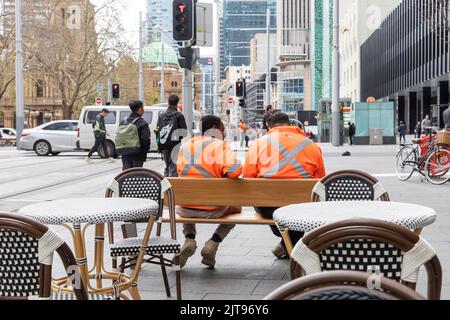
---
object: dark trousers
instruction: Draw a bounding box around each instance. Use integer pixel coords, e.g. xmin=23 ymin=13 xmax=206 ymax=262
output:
xmin=161 ymin=149 xmax=178 ymax=177
xmin=88 ymin=136 xmax=108 ymax=158
xmin=255 ymin=207 xmax=304 ymax=247
xmin=122 ymin=158 xmax=144 ymax=171
xmin=349 ymin=135 xmax=354 ymax=145
xmin=400 ymin=134 xmax=406 ymax=144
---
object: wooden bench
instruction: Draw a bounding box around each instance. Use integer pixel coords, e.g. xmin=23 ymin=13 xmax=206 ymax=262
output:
xmin=162 ymin=178 xmax=319 ymax=252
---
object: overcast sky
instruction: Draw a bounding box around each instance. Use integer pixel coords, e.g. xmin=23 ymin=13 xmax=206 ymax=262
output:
xmin=91 ymin=0 xmax=215 ymax=56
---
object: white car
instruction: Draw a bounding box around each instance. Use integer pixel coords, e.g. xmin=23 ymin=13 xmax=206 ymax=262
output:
xmin=20 ymin=120 xmax=79 ymax=156
xmin=0 ymin=128 xmax=17 ymax=145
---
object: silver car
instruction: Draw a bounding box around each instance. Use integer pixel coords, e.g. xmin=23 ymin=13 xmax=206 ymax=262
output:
xmin=20 ymin=120 xmax=79 ymax=156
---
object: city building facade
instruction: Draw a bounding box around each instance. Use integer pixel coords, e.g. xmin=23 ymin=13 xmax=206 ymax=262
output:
xmin=199 ymin=57 xmax=217 ymax=115
xmin=220 ymin=0 xmax=276 ymax=79
xmin=145 ymin=0 xmax=176 ymax=47
xmin=276 ymin=0 xmax=312 ymax=114
xmin=340 ymin=0 xmax=399 ymax=103
xmin=361 ymin=0 xmax=449 ymax=132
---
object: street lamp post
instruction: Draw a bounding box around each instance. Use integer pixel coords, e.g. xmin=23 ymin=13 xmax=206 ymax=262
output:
xmin=15 ymin=0 xmax=24 ymax=150
xmin=139 ymin=11 xmax=145 ymax=104
xmin=265 ymin=7 xmax=271 ymax=107
xmin=160 ymin=26 xmax=165 ymax=103
xmin=331 ymin=0 xmax=341 ymax=146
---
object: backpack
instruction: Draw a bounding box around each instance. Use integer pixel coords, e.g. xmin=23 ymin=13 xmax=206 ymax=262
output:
xmin=115 ymin=118 xmax=141 ymax=156
xmin=156 ymin=112 xmax=179 ymax=151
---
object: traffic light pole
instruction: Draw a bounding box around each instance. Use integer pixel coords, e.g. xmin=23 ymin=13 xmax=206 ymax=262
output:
xmin=331 ymin=0 xmax=341 ymax=147
xmin=107 ymin=77 xmax=113 ymax=105
xmin=139 ymin=11 xmax=145 ymax=104
xmin=182 ymin=46 xmax=194 ymax=136
xmin=15 ymin=0 xmax=24 ymax=150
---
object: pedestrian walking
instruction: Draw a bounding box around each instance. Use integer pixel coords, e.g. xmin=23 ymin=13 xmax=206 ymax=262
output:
xmin=422 ymin=114 xmax=432 ymax=136
xmin=85 ymin=108 xmax=111 ymax=162
xmin=415 ymin=121 xmax=422 ymax=138
xmin=239 ymin=120 xmax=249 ymax=148
xmin=348 ymin=122 xmax=356 ymax=146
xmin=262 ymin=105 xmax=274 ymax=132
xmin=118 ymin=100 xmax=151 ymax=171
xmin=243 ymin=112 xmax=326 ymax=259
xmin=176 ymin=115 xmax=242 ymax=268
xmin=443 ymin=106 xmax=450 ymax=131
xmin=155 ymin=95 xmax=187 ymax=177
xmin=398 ymin=120 xmax=407 ymax=145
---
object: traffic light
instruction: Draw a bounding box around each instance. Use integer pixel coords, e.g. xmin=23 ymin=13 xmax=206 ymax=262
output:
xmin=178 ymin=47 xmax=199 ymax=70
xmin=239 ymin=98 xmax=246 ymax=108
xmin=236 ymin=79 xmax=246 ymax=98
xmin=112 ymin=83 xmax=120 ymax=100
xmin=173 ymin=0 xmax=196 ymax=42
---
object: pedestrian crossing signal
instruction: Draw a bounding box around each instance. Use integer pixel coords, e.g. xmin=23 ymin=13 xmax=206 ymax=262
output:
xmin=112 ymin=84 xmax=120 ymax=100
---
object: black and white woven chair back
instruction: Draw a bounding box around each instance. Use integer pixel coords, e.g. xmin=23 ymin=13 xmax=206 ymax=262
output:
xmin=290 ymin=219 xmax=441 ymax=299
xmin=295 ymin=286 xmax=395 ymax=300
xmin=0 ymin=213 xmax=87 ymax=300
xmin=107 ymin=169 xmax=172 ymax=220
xmin=318 ymin=239 xmax=403 ymax=280
xmin=0 ymin=228 xmax=41 ymax=298
xmin=312 ymin=170 xmax=390 ymax=202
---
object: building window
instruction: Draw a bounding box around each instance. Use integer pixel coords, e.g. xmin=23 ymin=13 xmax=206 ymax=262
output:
xmin=61 ymin=8 xmax=66 ymax=25
xmin=36 ymin=80 xmax=44 ymax=98
xmin=0 ymin=111 xmax=4 ymax=127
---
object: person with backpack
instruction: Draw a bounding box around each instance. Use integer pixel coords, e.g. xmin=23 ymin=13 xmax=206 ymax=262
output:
xmin=155 ymin=95 xmax=187 ymax=177
xmin=85 ymin=108 xmax=111 ymax=162
xmin=116 ymin=100 xmax=151 ymax=171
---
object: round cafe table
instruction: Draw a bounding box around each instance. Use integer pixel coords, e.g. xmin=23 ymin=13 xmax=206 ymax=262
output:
xmin=273 ymin=201 xmax=437 ymax=254
xmin=19 ymin=198 xmax=159 ymax=300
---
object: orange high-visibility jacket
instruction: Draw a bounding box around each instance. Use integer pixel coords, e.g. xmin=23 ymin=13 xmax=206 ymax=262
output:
xmin=177 ymin=135 xmax=242 ymax=210
xmin=243 ymin=126 xmax=326 ymax=179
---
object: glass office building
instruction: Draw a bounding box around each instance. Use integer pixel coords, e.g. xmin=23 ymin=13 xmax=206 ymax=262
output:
xmin=220 ymin=0 xmax=276 ymax=79
xmin=145 ymin=0 xmax=176 ymax=48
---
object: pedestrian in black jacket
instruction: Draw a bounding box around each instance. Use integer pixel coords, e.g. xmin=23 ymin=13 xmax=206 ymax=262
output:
xmin=121 ymin=100 xmax=151 ymax=171
xmin=157 ymin=95 xmax=187 ymax=177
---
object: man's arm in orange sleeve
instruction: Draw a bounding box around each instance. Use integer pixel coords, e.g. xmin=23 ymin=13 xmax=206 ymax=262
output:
xmin=243 ymin=142 xmax=258 ymax=178
xmin=222 ymin=143 xmax=242 ymax=179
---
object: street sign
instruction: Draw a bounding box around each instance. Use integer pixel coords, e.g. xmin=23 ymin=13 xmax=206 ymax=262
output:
xmin=96 ymin=84 xmax=104 ymax=93
xmin=95 ymin=97 xmax=103 ymax=106
xmin=227 ymin=97 xmax=234 ymax=104
xmin=196 ymin=3 xmax=213 ymax=47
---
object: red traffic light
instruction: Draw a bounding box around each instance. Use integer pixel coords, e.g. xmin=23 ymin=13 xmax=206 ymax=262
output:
xmin=177 ymin=3 xmax=186 ymax=13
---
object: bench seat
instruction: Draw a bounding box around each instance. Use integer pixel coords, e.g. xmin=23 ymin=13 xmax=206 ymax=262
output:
xmin=162 ymin=211 xmax=275 ymax=225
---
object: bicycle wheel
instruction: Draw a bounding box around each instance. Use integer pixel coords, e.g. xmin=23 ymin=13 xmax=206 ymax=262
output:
xmin=425 ymin=147 xmax=450 ymax=185
xmin=395 ymin=146 xmax=417 ymax=181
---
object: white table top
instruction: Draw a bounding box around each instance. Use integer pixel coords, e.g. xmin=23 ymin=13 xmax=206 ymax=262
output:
xmin=273 ymin=201 xmax=437 ymax=233
xmin=19 ymin=198 xmax=159 ymax=226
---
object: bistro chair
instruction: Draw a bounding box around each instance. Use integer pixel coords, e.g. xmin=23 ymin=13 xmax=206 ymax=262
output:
xmin=0 ymin=212 xmax=89 ymax=300
xmin=311 ymin=170 xmax=390 ymax=202
xmin=105 ymin=168 xmax=182 ymax=300
xmin=264 ymin=270 xmax=426 ymax=300
xmin=290 ymin=219 xmax=442 ymax=300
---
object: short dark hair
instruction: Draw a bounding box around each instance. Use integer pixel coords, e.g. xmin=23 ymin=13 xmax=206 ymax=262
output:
xmin=201 ymin=115 xmax=223 ymax=134
xmin=268 ymin=112 xmax=290 ymax=128
xmin=101 ymin=108 xmax=110 ymax=114
xmin=266 ymin=105 xmax=273 ymax=112
xmin=129 ymin=100 xmax=144 ymax=113
xmin=168 ymin=95 xmax=179 ymax=106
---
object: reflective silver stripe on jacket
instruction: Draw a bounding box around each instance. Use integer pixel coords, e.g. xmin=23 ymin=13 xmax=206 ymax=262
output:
xmin=180 ymin=140 xmax=214 ymax=178
xmin=262 ymin=137 xmax=313 ymax=178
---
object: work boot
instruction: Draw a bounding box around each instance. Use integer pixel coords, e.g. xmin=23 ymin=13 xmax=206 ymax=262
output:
xmin=201 ymin=240 xmax=219 ymax=268
xmin=272 ymin=242 xmax=289 ymax=260
xmin=177 ymin=239 xmax=197 ymax=268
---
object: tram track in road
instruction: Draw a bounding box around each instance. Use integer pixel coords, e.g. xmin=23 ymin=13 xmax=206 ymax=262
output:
xmin=0 ymin=158 xmax=164 ymax=201
xmin=0 ymin=156 xmax=77 ymax=172
xmin=0 ymin=163 xmax=123 ymax=201
xmin=0 ymin=158 xmax=119 ymax=184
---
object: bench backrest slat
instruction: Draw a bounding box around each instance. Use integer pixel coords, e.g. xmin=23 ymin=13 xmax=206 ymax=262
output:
xmin=167 ymin=178 xmax=318 ymax=207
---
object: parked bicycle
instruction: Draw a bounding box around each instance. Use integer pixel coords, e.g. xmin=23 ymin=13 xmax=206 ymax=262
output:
xmin=395 ymin=127 xmax=450 ymax=185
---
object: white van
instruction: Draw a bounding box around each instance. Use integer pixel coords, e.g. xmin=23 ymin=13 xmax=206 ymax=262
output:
xmin=77 ymin=104 xmax=201 ymax=157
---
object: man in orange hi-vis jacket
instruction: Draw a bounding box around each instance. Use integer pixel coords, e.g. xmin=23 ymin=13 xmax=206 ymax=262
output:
xmin=243 ymin=112 xmax=326 ymax=259
xmin=176 ymin=115 xmax=242 ymax=269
